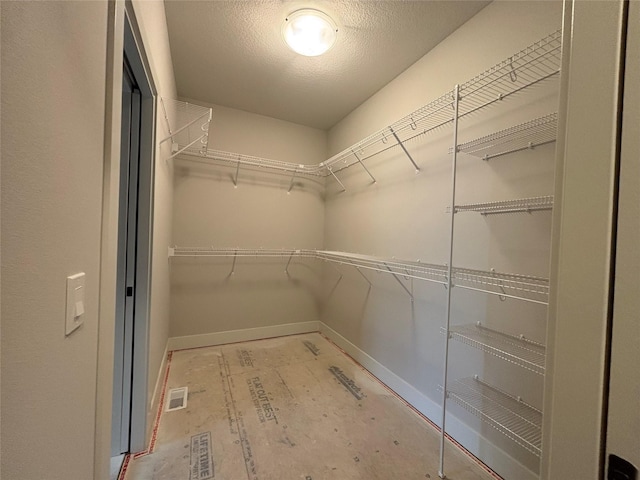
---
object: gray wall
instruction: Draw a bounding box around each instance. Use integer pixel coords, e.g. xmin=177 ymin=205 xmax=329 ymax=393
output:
xmin=170 ymin=103 xmax=327 ymax=339
xmin=323 ymin=1 xmax=561 ymax=477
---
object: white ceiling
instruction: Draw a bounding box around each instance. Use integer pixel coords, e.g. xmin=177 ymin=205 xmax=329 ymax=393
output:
xmin=164 ymin=1 xmax=490 ymax=130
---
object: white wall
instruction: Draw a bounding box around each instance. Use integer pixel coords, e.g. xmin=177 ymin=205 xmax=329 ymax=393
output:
xmin=1 ymin=3 xmax=109 ymax=479
xmin=323 ymin=2 xmax=562 ymax=478
xmin=170 ymin=103 xmax=326 ymax=341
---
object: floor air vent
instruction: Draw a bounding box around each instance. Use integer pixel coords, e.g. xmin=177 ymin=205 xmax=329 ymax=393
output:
xmin=166 ymin=387 xmax=188 ymax=412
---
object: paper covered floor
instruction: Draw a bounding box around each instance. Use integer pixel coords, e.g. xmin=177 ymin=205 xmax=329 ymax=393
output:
xmin=121 ymin=332 xmax=497 ymax=480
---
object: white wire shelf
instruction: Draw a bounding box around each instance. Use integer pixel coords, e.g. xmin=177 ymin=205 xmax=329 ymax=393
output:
xmin=447 ymin=323 xmax=545 ymax=375
xmin=446 ymin=376 xmax=542 ymax=457
xmin=169 ymin=248 xmax=549 ymax=304
xmin=458 ymin=30 xmax=562 ymax=121
xmin=320 ymin=91 xmax=456 ymax=177
xmin=455 ymin=195 xmax=554 ymax=215
xmin=178 ymin=149 xmax=323 ymax=177
xmin=452 ymin=267 xmax=549 ymax=305
xmin=169 ymin=247 xmax=447 ymax=292
xmin=159 ymin=98 xmax=212 ymax=160
xmin=456 ymin=112 xmax=558 ymax=160
xmin=164 ymin=31 xmax=560 ymax=192
xmin=315 ymin=250 xmax=448 ymax=286
xmin=168 ymin=247 xmax=316 ymax=258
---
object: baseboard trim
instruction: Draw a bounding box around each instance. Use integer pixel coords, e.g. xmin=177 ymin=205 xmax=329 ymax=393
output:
xmin=319 ymin=322 xmax=537 ymax=480
xmin=145 ymin=341 xmax=169 ymax=449
xmin=319 ymin=322 xmax=442 ymax=423
xmin=167 ymin=321 xmax=321 ymax=351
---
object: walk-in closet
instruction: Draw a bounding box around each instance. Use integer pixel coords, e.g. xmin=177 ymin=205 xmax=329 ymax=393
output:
xmin=2 ymin=1 xmax=637 ymax=480
xmin=144 ymin=2 xmax=561 ymax=479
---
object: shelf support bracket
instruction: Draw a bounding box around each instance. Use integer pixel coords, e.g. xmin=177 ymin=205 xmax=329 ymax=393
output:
xmin=285 ymin=251 xmax=295 ymax=275
xmin=389 ymin=127 xmax=420 ymax=173
xmin=351 ymin=150 xmax=376 ymax=183
xmin=167 ymin=134 xmax=208 ymax=160
xmin=328 ymin=166 xmax=346 ymax=192
xmin=287 ymin=169 xmax=298 ymax=193
xmin=230 ymin=250 xmax=238 ymax=276
xmin=355 ymin=266 xmax=372 ymax=286
xmin=159 ymin=110 xmax=211 ymax=145
xmin=233 ymin=160 xmax=241 ymax=188
xmin=384 ymin=263 xmax=414 ymax=301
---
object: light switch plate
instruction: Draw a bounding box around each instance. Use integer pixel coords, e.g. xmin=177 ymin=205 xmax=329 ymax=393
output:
xmin=66 ymin=272 xmax=85 ymax=335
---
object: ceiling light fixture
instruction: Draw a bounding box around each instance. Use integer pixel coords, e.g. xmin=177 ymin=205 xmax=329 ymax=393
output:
xmin=282 ymin=9 xmax=338 ymax=57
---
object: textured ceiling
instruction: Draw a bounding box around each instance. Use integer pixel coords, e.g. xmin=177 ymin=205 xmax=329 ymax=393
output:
xmin=164 ymin=1 xmax=490 ymax=130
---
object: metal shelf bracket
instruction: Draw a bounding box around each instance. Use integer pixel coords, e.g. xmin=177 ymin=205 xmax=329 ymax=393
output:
xmin=384 ymin=262 xmax=414 ymax=301
xmin=389 ymin=127 xmax=420 ymax=173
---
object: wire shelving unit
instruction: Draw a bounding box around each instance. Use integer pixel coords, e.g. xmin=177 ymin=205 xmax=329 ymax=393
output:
xmin=159 ymin=98 xmax=212 ymax=160
xmin=169 ymin=248 xmax=448 ymax=293
xmin=446 ymin=377 xmax=542 ymax=458
xmin=164 ymin=30 xmax=562 ymax=479
xmin=447 ymin=323 xmax=546 ymax=375
xmin=438 ymin=31 xmax=560 ymax=477
xmin=455 ymin=195 xmax=554 ymax=215
xmin=169 ymin=247 xmax=551 ymax=306
xmin=164 ymin=32 xmax=561 ymax=194
xmin=457 ymin=113 xmax=558 ymax=160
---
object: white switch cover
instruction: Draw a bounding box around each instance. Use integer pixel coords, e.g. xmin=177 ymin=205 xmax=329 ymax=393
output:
xmin=66 ymin=272 xmax=85 ymax=335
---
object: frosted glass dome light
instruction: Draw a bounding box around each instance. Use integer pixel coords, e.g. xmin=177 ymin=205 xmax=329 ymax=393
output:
xmin=283 ymin=9 xmax=338 ymax=57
